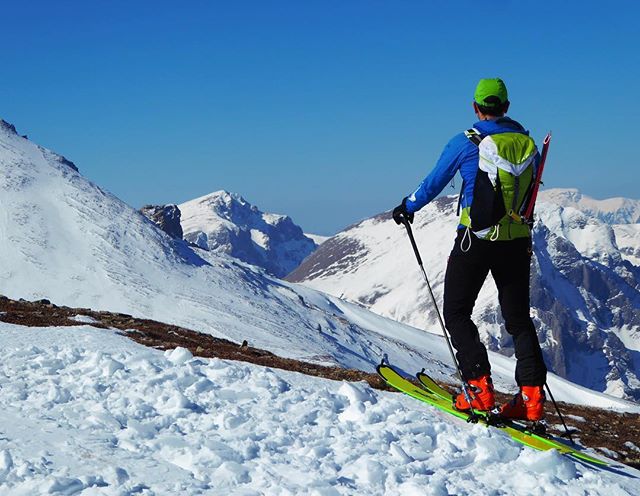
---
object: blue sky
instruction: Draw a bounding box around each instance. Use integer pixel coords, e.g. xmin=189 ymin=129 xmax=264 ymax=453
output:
xmin=1 ymin=1 xmax=639 ymax=234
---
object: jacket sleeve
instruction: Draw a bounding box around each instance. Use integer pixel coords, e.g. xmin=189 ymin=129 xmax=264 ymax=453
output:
xmin=404 ymin=133 xmax=468 ymax=214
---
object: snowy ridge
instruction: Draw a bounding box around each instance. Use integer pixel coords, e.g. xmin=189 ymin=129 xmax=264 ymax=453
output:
xmin=538 ymin=188 xmax=640 ymax=225
xmin=1 ymin=323 xmax=638 ymax=494
xmin=305 ymin=232 xmax=331 ymax=246
xmin=289 ymin=195 xmax=640 ymax=401
xmin=179 ymin=190 xmax=317 ymax=278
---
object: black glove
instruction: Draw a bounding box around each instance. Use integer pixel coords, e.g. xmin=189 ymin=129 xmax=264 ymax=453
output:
xmin=392 ymin=197 xmax=414 ymax=225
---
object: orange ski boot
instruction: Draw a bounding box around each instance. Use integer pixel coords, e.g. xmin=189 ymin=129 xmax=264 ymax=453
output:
xmin=454 ymin=375 xmax=495 ymax=411
xmin=500 ymin=385 xmax=546 ymax=421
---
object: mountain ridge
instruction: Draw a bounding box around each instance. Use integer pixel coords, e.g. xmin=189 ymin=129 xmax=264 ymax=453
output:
xmin=179 ymin=190 xmax=317 ymax=278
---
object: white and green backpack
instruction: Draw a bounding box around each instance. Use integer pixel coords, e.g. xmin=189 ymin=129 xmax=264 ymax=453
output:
xmin=460 ymin=128 xmax=538 ymax=241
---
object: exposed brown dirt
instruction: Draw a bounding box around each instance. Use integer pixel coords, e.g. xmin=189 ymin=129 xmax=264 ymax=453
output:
xmin=1 ymin=295 xmax=639 ymax=468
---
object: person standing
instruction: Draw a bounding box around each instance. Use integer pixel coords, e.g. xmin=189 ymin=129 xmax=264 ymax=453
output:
xmin=392 ymin=78 xmax=547 ymax=421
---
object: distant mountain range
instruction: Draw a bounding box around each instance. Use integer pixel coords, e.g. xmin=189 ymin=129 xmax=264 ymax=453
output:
xmin=538 ymin=188 xmax=640 ymax=224
xmin=287 ymin=191 xmax=640 ymax=401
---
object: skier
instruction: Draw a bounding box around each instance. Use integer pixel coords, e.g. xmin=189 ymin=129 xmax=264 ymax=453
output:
xmin=392 ymin=78 xmax=547 ymax=421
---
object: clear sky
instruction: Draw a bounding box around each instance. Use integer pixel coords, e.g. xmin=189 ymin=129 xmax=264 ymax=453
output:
xmin=1 ymin=1 xmax=639 ymax=235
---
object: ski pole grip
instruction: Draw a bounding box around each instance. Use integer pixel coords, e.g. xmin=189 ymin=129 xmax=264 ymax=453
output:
xmin=402 ymin=218 xmax=423 ymax=267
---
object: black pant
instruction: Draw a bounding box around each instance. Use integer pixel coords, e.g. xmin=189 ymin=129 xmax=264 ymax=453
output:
xmin=442 ymin=229 xmax=547 ymax=386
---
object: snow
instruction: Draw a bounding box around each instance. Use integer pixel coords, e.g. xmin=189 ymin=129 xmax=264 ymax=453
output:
xmin=1 ymin=322 xmax=638 ymax=495
xmin=538 ymin=188 xmax=640 ymax=224
xmin=250 ymin=228 xmax=269 ymax=249
xmin=624 ymin=441 xmax=640 ymax=453
xmin=305 ymin=233 xmax=331 ymax=246
xmin=70 ymin=314 xmax=99 ymax=324
xmin=535 ymin=202 xmax=621 ymax=264
xmin=613 ymin=224 xmax=640 ymax=266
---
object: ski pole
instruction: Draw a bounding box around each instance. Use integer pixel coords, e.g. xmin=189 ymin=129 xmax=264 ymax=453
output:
xmin=400 ymin=216 xmax=479 ymax=421
xmin=544 ymin=383 xmax=574 ymax=441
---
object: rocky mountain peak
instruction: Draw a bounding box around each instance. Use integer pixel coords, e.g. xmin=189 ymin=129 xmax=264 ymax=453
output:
xmin=179 ymin=191 xmax=316 ymax=278
xmin=0 ymin=119 xmax=18 ymax=135
xmin=140 ymin=204 xmax=184 ymax=239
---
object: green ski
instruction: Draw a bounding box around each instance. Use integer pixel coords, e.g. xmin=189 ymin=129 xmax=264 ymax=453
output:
xmin=416 ymin=370 xmax=456 ymax=401
xmin=377 ymin=363 xmax=607 ymax=466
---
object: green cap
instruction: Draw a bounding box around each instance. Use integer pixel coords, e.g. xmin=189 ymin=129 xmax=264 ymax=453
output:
xmin=474 ymin=78 xmax=508 ymax=107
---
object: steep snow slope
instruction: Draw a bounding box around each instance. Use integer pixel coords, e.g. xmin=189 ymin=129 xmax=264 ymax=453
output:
xmin=288 ymin=196 xmax=640 ymax=401
xmin=1 ymin=322 xmax=638 ymax=494
xmin=179 ymin=190 xmax=316 ymax=278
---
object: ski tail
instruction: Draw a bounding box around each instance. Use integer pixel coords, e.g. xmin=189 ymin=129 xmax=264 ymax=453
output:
xmin=522 ymin=132 xmax=551 ymax=221
xmin=417 ymin=369 xmax=455 ymax=402
xmin=379 ymin=363 xmax=608 ymax=467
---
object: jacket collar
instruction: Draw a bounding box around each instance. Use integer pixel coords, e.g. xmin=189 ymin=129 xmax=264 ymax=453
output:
xmin=473 ymin=117 xmax=528 ymax=135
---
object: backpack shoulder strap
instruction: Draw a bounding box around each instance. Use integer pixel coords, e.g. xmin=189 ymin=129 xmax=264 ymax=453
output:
xmin=464 ymin=128 xmax=483 ymax=146
xmin=457 ymin=128 xmax=484 ymax=216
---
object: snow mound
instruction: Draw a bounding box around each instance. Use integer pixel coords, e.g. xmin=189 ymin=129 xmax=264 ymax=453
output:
xmin=0 ymin=323 xmax=636 ymax=494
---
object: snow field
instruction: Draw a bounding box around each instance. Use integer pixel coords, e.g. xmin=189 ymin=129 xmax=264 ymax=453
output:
xmin=0 ymin=324 xmax=638 ymax=495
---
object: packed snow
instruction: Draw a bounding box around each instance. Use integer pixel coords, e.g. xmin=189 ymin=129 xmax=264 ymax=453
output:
xmin=0 ymin=322 xmax=638 ymax=495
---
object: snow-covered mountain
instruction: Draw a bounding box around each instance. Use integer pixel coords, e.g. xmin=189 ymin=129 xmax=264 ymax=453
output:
xmin=539 ymin=188 xmax=640 ymax=224
xmin=178 ymin=191 xmax=317 ymax=278
xmin=0 ymin=118 xmax=398 ymax=373
xmin=614 ymin=224 xmax=640 ymax=266
xmin=2 ymin=118 xmax=640 ymax=491
xmin=1 ymin=116 xmax=638 ymax=407
xmin=288 ymin=194 xmax=640 ymax=401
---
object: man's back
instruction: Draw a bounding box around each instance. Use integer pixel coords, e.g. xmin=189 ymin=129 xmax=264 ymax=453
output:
xmin=403 ymin=116 xmax=534 ymax=234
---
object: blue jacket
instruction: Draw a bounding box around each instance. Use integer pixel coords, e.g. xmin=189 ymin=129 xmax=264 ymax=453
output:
xmin=405 ymin=117 xmax=537 ymax=223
